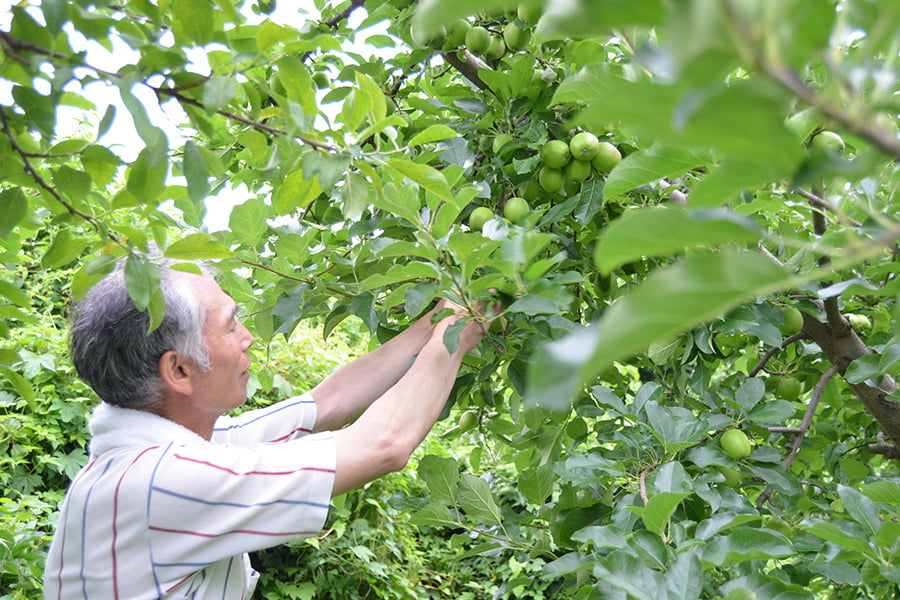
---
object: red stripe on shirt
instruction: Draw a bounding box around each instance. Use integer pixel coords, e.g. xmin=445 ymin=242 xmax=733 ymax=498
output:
xmin=267 ymin=426 xmax=313 ymax=443
xmin=112 ymin=447 xmax=159 ymax=600
xmin=172 ymin=454 xmax=335 ymax=476
xmin=149 ymin=525 xmax=319 ymax=538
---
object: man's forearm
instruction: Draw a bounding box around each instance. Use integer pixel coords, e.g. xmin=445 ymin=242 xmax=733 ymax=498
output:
xmin=329 ymin=332 xmax=467 ymax=496
xmin=310 ymin=305 xmax=442 ymax=431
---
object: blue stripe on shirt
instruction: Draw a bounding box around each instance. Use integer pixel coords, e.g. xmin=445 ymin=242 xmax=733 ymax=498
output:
xmin=213 ymin=397 xmax=315 ymax=433
xmin=151 ymin=486 xmax=330 ymax=510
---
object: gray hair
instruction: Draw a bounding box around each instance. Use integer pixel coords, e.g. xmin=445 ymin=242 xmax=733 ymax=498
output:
xmin=69 ymin=259 xmax=214 ymax=410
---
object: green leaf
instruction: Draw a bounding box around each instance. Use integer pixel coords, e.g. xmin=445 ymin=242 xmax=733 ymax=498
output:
xmin=604 ymin=145 xmax=711 ymax=200
xmin=384 ymin=158 xmax=454 ymax=204
xmin=123 ymin=253 xmax=161 ymax=317
xmin=117 ymin=76 xmax=169 ymax=157
xmin=228 ymin=198 xmax=269 ymax=247
xmin=457 ymin=474 xmax=503 ymax=526
xmin=171 ymin=0 xmax=215 ymax=45
xmin=203 ymin=76 xmax=237 ymax=112
xmin=518 ymin=463 xmax=556 ymax=505
xmin=0 ymin=281 xmax=31 ymax=308
xmin=594 ymin=206 xmax=761 ymax=274
xmin=839 ymin=484 xmax=882 ymax=537
xmin=127 ymin=147 xmax=167 ymax=202
xmin=0 ymin=366 xmax=35 ymax=402
xmin=183 ymin=141 xmax=211 ymax=204
xmin=165 ymin=233 xmax=232 ymax=260
xmin=417 ymin=454 xmax=459 ymax=504
xmin=273 ymin=169 xmax=323 ymax=214
xmin=52 ymin=166 xmax=92 ymax=203
xmin=409 ymin=502 xmax=457 ymax=528
xmin=530 ymin=250 xmax=790 ymax=412
xmin=804 ymin=519 xmax=877 ymax=559
xmin=630 ymin=492 xmax=690 ymax=535
xmin=664 ymin=552 xmax=703 ymax=600
xmin=702 ymin=528 xmax=794 ymax=565
xmin=41 ymin=230 xmax=87 ymax=269
xmin=408 ymin=125 xmax=458 ymax=148
xmin=862 ymin=481 xmax=900 ymax=505
xmin=0 ymin=188 xmax=28 ymax=239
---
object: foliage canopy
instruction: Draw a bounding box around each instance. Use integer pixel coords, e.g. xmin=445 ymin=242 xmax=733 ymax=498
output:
xmin=2 ymin=0 xmax=900 ymax=597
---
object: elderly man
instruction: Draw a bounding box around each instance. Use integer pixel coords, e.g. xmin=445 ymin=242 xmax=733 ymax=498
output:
xmin=43 ymin=260 xmax=486 ymax=599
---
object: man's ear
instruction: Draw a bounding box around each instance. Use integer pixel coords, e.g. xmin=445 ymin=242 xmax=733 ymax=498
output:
xmin=158 ymin=350 xmax=194 ymax=396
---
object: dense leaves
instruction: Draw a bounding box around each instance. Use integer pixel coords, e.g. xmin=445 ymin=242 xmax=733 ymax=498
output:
xmin=2 ymin=0 xmax=900 ymax=598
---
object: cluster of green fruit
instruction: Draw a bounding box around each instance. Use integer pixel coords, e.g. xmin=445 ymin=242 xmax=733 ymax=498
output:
xmin=468 ymin=196 xmax=530 ymax=231
xmin=537 ymin=132 xmax=622 ymax=194
xmin=432 ymin=3 xmax=542 ymax=62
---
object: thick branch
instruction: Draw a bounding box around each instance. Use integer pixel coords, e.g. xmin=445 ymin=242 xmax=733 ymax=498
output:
xmin=441 ymin=50 xmax=491 ymax=91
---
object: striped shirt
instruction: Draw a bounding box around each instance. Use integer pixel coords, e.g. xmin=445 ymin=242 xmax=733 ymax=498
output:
xmin=43 ymin=393 xmax=336 ymax=599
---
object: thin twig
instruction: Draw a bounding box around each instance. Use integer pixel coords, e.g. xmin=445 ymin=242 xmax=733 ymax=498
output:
xmin=757 ymin=363 xmax=839 ymax=507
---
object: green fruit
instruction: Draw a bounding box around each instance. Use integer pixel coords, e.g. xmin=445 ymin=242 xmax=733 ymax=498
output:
xmin=564 ymin=157 xmax=592 ymax=182
xmin=569 ymin=131 xmax=600 ymax=161
xmin=492 ymin=133 xmax=514 ymax=156
xmin=720 ymin=429 xmax=752 ymax=459
xmin=538 ymin=166 xmax=564 ymax=193
xmin=765 ymin=517 xmax=793 ymax=537
xmin=312 ymin=71 xmax=330 ymax=89
xmin=776 ymin=376 xmax=802 ymax=402
xmin=485 ymin=35 xmax=506 ymax=60
xmin=540 ymin=139 xmax=570 ymax=168
xmin=503 ymin=196 xmax=530 ymax=223
xmin=465 ymin=26 xmax=490 ymax=54
xmin=591 ymin=141 xmax=622 ymax=172
xmin=779 ymin=306 xmax=804 ymax=335
xmin=565 ymin=417 xmax=588 ymax=439
xmin=468 ymin=206 xmax=494 ymax=231
xmin=489 ymin=315 xmax=508 ymax=333
xmin=847 ymin=313 xmax=872 ymax=329
xmin=810 ymin=130 xmax=845 ymax=153
xmin=446 ymin=20 xmax=469 ymax=47
xmin=458 ymin=410 xmax=478 ymax=432
xmin=517 ymin=3 xmax=542 ymax=24
xmin=503 ymin=22 xmax=530 ymax=51
xmin=717 ymin=465 xmax=742 ymax=487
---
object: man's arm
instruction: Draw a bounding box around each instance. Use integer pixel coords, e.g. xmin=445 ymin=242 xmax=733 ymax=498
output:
xmin=328 ymin=307 xmax=485 ymax=496
xmin=311 ymin=301 xmax=457 ymax=432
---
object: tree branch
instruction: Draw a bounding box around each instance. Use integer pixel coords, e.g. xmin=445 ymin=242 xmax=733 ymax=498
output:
xmin=0 ymin=107 xmax=126 ymax=248
xmin=757 ymin=363 xmax=840 ymax=507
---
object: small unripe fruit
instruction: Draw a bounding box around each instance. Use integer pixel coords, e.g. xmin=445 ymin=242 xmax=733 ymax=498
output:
xmin=485 ymin=35 xmax=506 ymax=60
xmin=720 ymin=429 xmax=752 ymax=459
xmin=541 ymin=139 xmax=570 ymax=168
xmin=810 ymin=130 xmax=845 ymax=154
xmin=717 ymin=465 xmax=743 ymax=487
xmin=446 ymin=20 xmax=469 ymax=48
xmin=569 ymin=131 xmax=601 ymax=161
xmin=503 ymin=22 xmax=530 ymax=51
xmin=465 ymin=26 xmax=490 ymax=54
xmin=458 ymin=410 xmax=478 ymax=432
xmin=565 ymin=158 xmax=592 ymax=182
xmin=779 ymin=306 xmax=804 ymax=336
xmin=847 ymin=313 xmax=872 ymax=330
xmin=468 ymin=206 xmax=494 ymax=231
xmin=538 ymin=166 xmax=564 ymax=193
xmin=517 ymin=3 xmax=542 ymax=25
xmin=776 ymin=376 xmax=802 ymax=402
xmin=591 ymin=142 xmax=622 ymax=172
xmin=503 ymin=196 xmax=529 ymax=223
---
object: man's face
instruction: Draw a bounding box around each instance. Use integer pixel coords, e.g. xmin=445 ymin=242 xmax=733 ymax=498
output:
xmin=187 ymin=275 xmax=254 ymax=414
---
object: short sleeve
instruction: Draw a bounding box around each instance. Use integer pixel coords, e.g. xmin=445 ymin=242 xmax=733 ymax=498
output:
xmin=212 ymin=393 xmax=319 ymax=446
